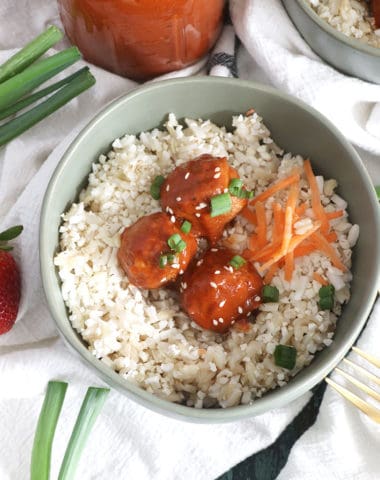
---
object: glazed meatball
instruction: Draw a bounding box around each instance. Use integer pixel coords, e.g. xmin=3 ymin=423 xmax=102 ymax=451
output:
xmin=160 ymin=154 xmax=247 ymax=245
xmin=118 ymin=212 xmax=197 ymax=289
xmin=181 ymin=247 xmax=263 ymax=333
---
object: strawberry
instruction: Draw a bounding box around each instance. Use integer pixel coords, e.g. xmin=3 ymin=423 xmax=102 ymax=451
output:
xmin=0 ymin=225 xmax=22 ymax=335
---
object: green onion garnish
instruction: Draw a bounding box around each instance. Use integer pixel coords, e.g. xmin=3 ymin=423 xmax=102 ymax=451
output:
xmin=57 ymin=387 xmax=109 ymax=480
xmin=318 ymin=284 xmax=335 ymax=310
xmin=167 ymin=233 xmax=182 ymax=249
xmin=229 ymin=255 xmax=246 ymax=269
xmin=0 ymin=25 xmax=63 ymax=84
xmin=228 ymin=178 xmax=243 ymax=196
xmin=159 ymin=254 xmax=168 ymax=268
xmin=319 ymin=285 xmax=335 ymax=298
xmin=228 ymin=178 xmax=254 ymax=199
xmin=274 ymin=345 xmax=297 ymax=370
xmin=0 ymin=68 xmax=95 ymax=147
xmin=175 ymin=239 xmax=187 ymax=252
xmin=167 ymin=233 xmax=186 ymax=253
xmin=262 ymin=285 xmax=279 ymax=303
xmin=180 ymin=220 xmax=192 ymax=234
xmin=375 ymin=185 xmax=380 ymax=201
xmin=210 ymin=192 xmax=232 ymax=217
xmin=319 ymin=296 xmax=334 ymax=310
xmin=150 ymin=175 xmax=165 ymax=200
xmin=0 ymin=46 xmax=81 ymax=111
xmin=30 ymin=381 xmax=68 ymax=480
xmin=159 ymin=253 xmax=177 ymax=268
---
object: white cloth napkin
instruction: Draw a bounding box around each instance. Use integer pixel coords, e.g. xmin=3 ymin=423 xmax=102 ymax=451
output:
xmin=231 ymin=0 xmax=380 ymax=156
xmin=0 ymin=1 xmax=379 ymax=480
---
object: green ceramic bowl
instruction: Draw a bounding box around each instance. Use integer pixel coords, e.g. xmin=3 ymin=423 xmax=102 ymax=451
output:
xmin=282 ymin=0 xmax=380 ymax=83
xmin=40 ymin=77 xmax=380 ymax=423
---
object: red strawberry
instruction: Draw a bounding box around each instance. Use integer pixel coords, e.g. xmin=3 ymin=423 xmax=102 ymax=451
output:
xmin=0 ymin=225 xmax=22 ymax=335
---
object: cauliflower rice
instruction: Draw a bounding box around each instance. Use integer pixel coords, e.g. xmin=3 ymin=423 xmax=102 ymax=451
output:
xmin=54 ymin=112 xmax=358 ymax=408
xmin=306 ymin=0 xmax=380 ymax=48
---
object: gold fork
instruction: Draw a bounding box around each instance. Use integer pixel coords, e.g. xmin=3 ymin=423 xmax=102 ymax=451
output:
xmin=325 ymin=347 xmax=380 ymax=423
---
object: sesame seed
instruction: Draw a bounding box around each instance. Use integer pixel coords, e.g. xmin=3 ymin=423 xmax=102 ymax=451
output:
xmin=238 ymin=307 xmax=243 ymax=314
xmin=219 ymin=318 xmax=224 ymax=324
xmin=185 ymin=172 xmax=190 ymax=179
xmin=223 ymin=188 xmax=228 ymax=193
xmin=166 ymin=184 xmax=170 ymax=192
xmin=214 ymin=167 xmax=221 ymax=172
xmin=176 ymin=197 xmax=182 ymax=202
xmin=231 ymin=320 xmax=236 ymax=325
xmin=213 ymin=173 xmax=221 ymax=179
xmin=196 ymin=259 xmax=203 ymax=266
xmin=179 ymin=269 xmax=184 ymax=275
xmin=181 ymin=282 xmax=187 ymax=289
xmin=254 ymin=296 xmax=261 ymax=302
xmin=171 ymin=264 xmax=180 ymax=269
xmin=219 ymin=300 xmax=226 ymax=307
xmin=223 ymin=266 xmax=230 ymax=271
xmin=211 ymin=248 xmax=218 ymax=252
xmin=195 ymin=202 xmax=207 ymax=210
xmin=214 ymin=270 xmax=221 ymax=275
xmin=166 ymin=207 xmax=173 ymax=214
xmin=195 ymin=213 xmax=201 ymax=218
xmin=161 ymin=277 xmax=167 ymax=282
xmin=212 ymin=319 xmax=218 ymax=326
xmin=170 ymin=215 xmax=176 ymax=223
xmin=210 ymin=282 xmax=217 ymax=289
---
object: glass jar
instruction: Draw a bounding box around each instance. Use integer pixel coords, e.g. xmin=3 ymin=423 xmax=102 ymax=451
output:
xmin=58 ymin=0 xmax=225 ymax=81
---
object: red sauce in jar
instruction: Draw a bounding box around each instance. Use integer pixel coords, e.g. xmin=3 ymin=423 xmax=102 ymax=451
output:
xmin=58 ymin=0 xmax=225 ymax=81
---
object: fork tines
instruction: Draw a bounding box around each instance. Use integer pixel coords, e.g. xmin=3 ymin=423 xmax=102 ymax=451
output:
xmin=326 ymin=347 xmax=380 ymax=423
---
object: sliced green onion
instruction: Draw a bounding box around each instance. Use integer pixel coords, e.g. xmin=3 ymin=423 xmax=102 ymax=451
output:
xmin=375 ymin=185 xmax=380 ymax=201
xmin=319 ymin=285 xmax=335 ymax=298
xmin=210 ymin=192 xmax=232 ymax=217
xmin=57 ymin=387 xmax=109 ymax=480
xmin=0 ymin=68 xmax=95 ymax=147
xmin=228 ymin=178 xmax=243 ymax=196
xmin=319 ymin=296 xmax=334 ymax=310
xmin=159 ymin=253 xmax=178 ymax=268
xmin=150 ymin=175 xmax=165 ymax=200
xmin=228 ymin=178 xmax=254 ymax=199
xmin=0 ymin=67 xmax=89 ymax=121
xmin=0 ymin=25 xmax=63 ymax=84
xmin=229 ymin=255 xmax=246 ymax=269
xmin=175 ymin=239 xmax=186 ymax=253
xmin=0 ymin=224 xmax=23 ymax=242
xmin=0 ymin=46 xmax=81 ymax=111
xmin=262 ymin=285 xmax=279 ymax=303
xmin=159 ymin=254 xmax=168 ymax=268
xmin=274 ymin=345 xmax=297 ymax=370
xmin=180 ymin=220 xmax=192 ymax=234
xmin=167 ymin=233 xmax=182 ymax=249
xmin=30 ymin=381 xmax=68 ymax=480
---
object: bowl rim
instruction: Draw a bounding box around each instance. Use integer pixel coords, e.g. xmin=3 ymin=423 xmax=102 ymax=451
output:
xmin=292 ymin=0 xmax=380 ymax=58
xmin=40 ymin=76 xmax=380 ymax=422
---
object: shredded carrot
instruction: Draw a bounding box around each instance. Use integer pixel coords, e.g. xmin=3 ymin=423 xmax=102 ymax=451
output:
xmin=326 ymin=210 xmax=344 ymax=220
xmin=258 ymin=221 xmax=321 ymax=273
xmin=325 ymin=231 xmax=338 ymax=243
xmin=242 ymin=248 xmax=256 ymax=261
xmin=313 ymin=272 xmax=328 ymax=286
xmin=247 ymin=234 xmax=259 ymax=252
xmin=264 ymin=263 xmax=278 ymax=283
xmin=255 ymin=201 xmax=267 ymax=248
xmin=293 ymin=241 xmax=315 ymax=258
xmin=273 ymin=203 xmax=284 ymax=245
xmin=257 ymin=182 xmax=300 ymax=272
xmin=250 ymin=173 xmax=300 ymax=206
xmin=310 ymin=232 xmax=347 ymax=271
xmin=240 ymin=206 xmax=257 ymax=225
xmin=295 ymin=202 xmax=308 ymax=217
xmin=284 ymin=251 xmax=294 ymax=282
xmin=304 ymin=160 xmax=330 ymax=234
